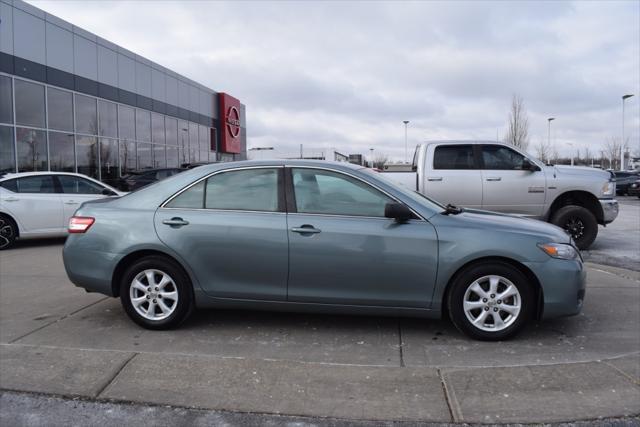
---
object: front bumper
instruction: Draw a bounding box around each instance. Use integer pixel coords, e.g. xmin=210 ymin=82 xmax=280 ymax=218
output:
xmin=599 ymin=199 xmax=619 ymax=224
xmin=525 ymin=258 xmax=586 ymax=319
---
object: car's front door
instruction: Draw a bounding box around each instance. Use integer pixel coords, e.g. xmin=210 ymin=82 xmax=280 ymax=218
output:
xmin=286 ymin=167 xmax=439 ymax=308
xmin=154 ymin=167 xmax=289 ymax=300
xmin=56 ymin=175 xmax=109 ymax=225
xmin=480 ymin=145 xmax=546 ymax=217
xmin=6 ymin=175 xmax=63 ymax=233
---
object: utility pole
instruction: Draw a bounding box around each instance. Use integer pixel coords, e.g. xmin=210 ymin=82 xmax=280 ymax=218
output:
xmin=403 ymin=120 xmax=409 ymax=163
xmin=621 ymin=94 xmax=634 ymax=170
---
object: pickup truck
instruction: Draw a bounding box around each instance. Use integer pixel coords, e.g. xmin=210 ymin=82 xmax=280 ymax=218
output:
xmin=382 ymin=141 xmax=619 ymax=249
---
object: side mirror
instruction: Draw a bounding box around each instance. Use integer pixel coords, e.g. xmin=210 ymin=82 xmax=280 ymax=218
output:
xmin=384 ymin=203 xmax=413 ymax=222
xmin=102 ymin=188 xmax=117 ymax=196
xmin=523 ymin=159 xmax=541 ymax=172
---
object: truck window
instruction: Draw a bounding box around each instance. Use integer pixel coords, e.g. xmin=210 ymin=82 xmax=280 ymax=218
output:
xmin=481 ymin=145 xmax=526 ymax=170
xmin=433 ymin=145 xmax=475 ymax=169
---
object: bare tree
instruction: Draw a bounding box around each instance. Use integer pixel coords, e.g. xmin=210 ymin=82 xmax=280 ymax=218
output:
xmin=504 ymin=94 xmax=530 ymax=150
xmin=533 ymin=138 xmax=551 ymax=163
xmin=373 ymin=153 xmax=389 ymax=169
xmin=604 ymin=137 xmax=622 ymax=170
xmin=583 ymin=147 xmax=592 ymax=164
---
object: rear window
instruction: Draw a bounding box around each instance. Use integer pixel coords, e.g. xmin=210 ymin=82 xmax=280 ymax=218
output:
xmin=0 ymin=179 xmax=18 ymax=192
xmin=433 ymin=145 xmax=476 ymax=169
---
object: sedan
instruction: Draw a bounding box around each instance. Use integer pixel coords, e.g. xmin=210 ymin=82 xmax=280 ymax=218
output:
xmin=63 ymin=160 xmax=586 ymax=340
xmin=0 ymin=172 xmax=124 ymax=249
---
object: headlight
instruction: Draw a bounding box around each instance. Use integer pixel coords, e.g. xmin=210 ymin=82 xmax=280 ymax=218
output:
xmin=602 ymin=181 xmax=614 ymax=196
xmin=538 ymin=243 xmax=579 ymax=260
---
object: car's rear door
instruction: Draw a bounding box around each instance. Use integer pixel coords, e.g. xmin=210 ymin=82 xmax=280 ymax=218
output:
xmin=56 ymin=175 xmax=110 ymax=225
xmin=286 ymin=167 xmax=438 ymax=308
xmin=154 ymin=167 xmax=289 ymax=300
xmin=4 ymin=175 xmax=63 ymax=233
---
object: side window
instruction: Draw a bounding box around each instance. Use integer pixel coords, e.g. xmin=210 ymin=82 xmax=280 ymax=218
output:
xmin=433 ymin=145 xmax=476 ymax=170
xmin=58 ymin=175 xmax=104 ymax=194
xmin=165 ymin=181 xmax=205 ymax=209
xmin=205 ymin=168 xmax=280 ymax=212
xmin=16 ymin=176 xmax=57 ymax=193
xmin=482 ymin=145 xmax=526 ymax=170
xmin=0 ymin=179 xmax=18 ymax=193
xmin=292 ymin=168 xmax=393 ymax=217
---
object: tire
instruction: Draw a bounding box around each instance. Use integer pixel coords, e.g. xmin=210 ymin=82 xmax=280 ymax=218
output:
xmin=120 ymin=255 xmax=194 ymax=330
xmin=550 ymin=205 xmax=598 ymax=250
xmin=0 ymin=214 xmax=18 ymax=250
xmin=447 ymin=262 xmax=534 ymax=341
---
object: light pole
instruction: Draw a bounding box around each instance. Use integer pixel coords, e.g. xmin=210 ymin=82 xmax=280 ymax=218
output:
xmin=369 ymin=148 xmax=374 ymax=168
xmin=547 ymin=118 xmax=555 ymax=163
xmin=621 ymin=94 xmax=634 ymax=171
xmin=403 ymin=120 xmax=409 ymax=163
xmin=566 ymin=142 xmax=574 ymax=166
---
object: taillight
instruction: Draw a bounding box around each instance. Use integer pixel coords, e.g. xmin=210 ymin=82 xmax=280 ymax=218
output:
xmin=69 ymin=216 xmax=95 ymax=233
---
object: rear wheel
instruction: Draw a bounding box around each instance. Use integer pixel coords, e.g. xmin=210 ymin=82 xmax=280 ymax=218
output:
xmin=0 ymin=214 xmax=17 ymax=250
xmin=120 ymin=256 xmax=194 ymax=330
xmin=448 ymin=263 xmax=534 ymax=341
xmin=550 ymin=205 xmax=597 ymax=250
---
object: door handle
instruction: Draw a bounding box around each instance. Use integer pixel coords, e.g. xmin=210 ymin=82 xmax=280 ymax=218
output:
xmin=4 ymin=197 xmax=19 ymax=202
xmin=64 ymin=201 xmax=79 ymax=205
xmin=162 ymin=217 xmax=190 ymax=227
xmin=291 ymin=225 xmax=321 ymax=234
xmin=485 ymin=177 xmax=502 ymax=181
xmin=427 ymin=177 xmax=443 ymax=182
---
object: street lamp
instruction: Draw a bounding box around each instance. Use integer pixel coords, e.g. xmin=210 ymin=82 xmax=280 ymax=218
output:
xmin=369 ymin=148 xmax=374 ymax=168
xmin=621 ymin=94 xmax=634 ymax=171
xmin=547 ymin=118 xmax=555 ymax=163
xmin=403 ymin=120 xmax=409 ymax=163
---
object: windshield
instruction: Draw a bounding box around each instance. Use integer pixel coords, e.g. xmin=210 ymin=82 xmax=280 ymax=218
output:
xmin=360 ymin=168 xmax=446 ymax=212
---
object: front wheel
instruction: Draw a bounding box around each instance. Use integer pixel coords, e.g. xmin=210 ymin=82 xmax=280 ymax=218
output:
xmin=120 ymin=256 xmax=194 ymax=330
xmin=0 ymin=214 xmax=17 ymax=250
xmin=550 ymin=205 xmax=597 ymax=250
xmin=447 ymin=263 xmax=534 ymax=341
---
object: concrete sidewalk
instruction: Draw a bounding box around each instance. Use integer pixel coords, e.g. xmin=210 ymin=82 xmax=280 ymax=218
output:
xmin=0 ymin=241 xmax=639 ymax=424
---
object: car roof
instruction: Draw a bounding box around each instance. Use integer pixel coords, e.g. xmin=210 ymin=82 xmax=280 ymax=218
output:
xmin=0 ymin=171 xmax=99 ymax=181
xmin=183 ymin=159 xmax=366 ymax=175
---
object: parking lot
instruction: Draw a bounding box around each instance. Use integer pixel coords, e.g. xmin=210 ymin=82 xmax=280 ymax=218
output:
xmin=0 ymin=198 xmax=639 ymax=425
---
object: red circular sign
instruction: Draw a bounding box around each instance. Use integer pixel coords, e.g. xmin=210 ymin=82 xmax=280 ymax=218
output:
xmin=226 ymin=106 xmax=241 ymax=139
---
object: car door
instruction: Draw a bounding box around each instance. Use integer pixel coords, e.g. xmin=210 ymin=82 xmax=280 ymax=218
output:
xmin=154 ymin=167 xmax=289 ymax=300
xmin=424 ymin=144 xmax=483 ymax=209
xmin=480 ymin=144 xmax=546 ymax=217
xmin=286 ymin=167 xmax=439 ymax=308
xmin=56 ymin=175 xmax=110 ymax=224
xmin=1 ymin=175 xmax=63 ymax=234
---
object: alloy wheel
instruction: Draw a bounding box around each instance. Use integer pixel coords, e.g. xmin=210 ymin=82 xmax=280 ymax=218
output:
xmin=129 ymin=269 xmax=179 ymax=321
xmin=0 ymin=218 xmax=15 ymax=249
xmin=463 ymin=275 xmax=521 ymax=332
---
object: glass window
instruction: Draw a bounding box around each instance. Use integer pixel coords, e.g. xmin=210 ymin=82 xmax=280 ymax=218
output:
xmin=481 ymin=145 xmax=527 ymax=170
xmin=48 ymin=131 xmax=75 ymax=172
xmin=100 ymin=138 xmax=119 ymax=184
xmin=137 ymin=142 xmax=152 ymax=169
xmin=165 ymin=180 xmax=204 ymax=209
xmin=189 ymin=122 xmax=199 ymax=151
xmin=0 ymin=126 xmax=15 ymax=173
xmin=166 ymin=145 xmax=179 ymax=168
xmin=58 ymin=175 xmax=104 ymax=194
xmin=15 ymin=80 xmax=45 ymax=128
xmin=135 ymin=110 xmax=151 ymax=142
xmin=47 ymin=87 xmax=73 ymax=132
xmin=16 ymin=128 xmax=47 ymax=172
xmin=165 ymin=117 xmax=178 ymax=146
xmin=152 ymin=113 xmax=165 ymax=144
xmin=199 ymin=125 xmax=210 ymax=151
xmin=75 ymin=94 xmax=97 ymax=135
xmin=433 ymin=145 xmax=476 ymax=170
xmin=205 ymin=168 xmax=279 ymax=212
xmin=120 ymin=140 xmax=136 ymax=174
xmin=153 ymin=144 xmax=166 ymax=168
xmin=200 ymin=150 xmax=210 ymax=163
xmin=118 ymin=105 xmax=135 ymax=141
xmin=76 ymin=136 xmax=98 ymax=178
xmin=292 ymin=168 xmax=392 ymax=217
xmin=98 ymin=101 xmax=118 ymax=138
xmin=0 ymin=178 xmax=18 ymax=192
xmin=0 ymin=76 xmax=13 ymax=124
xmin=16 ymin=175 xmax=57 ymax=193
xmin=178 ymin=121 xmax=188 ymax=152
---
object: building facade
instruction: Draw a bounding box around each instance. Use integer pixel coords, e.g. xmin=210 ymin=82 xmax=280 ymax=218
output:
xmin=0 ymin=0 xmax=246 ymax=184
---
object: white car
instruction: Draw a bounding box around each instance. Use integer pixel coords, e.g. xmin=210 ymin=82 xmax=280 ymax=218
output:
xmin=0 ymin=172 xmax=125 ymax=249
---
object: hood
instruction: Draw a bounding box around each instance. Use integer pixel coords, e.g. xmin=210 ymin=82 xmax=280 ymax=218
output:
xmin=449 ymin=208 xmax=571 ymax=244
xmin=553 ymin=165 xmax=613 ymax=180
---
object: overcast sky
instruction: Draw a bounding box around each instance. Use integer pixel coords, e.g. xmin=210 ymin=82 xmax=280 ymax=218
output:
xmin=30 ymin=0 xmax=640 ymax=161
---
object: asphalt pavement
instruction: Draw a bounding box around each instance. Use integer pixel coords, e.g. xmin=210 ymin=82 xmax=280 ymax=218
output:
xmin=0 ymin=211 xmax=639 ymax=425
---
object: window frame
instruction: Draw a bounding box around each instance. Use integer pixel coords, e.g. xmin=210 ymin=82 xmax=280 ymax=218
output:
xmin=55 ymin=174 xmax=107 ymax=195
xmin=285 ymin=166 xmax=420 ymax=220
xmin=479 ymin=144 xmax=529 ymax=171
xmin=432 ymin=144 xmax=481 ymax=170
xmin=161 ymin=166 xmax=286 ymax=213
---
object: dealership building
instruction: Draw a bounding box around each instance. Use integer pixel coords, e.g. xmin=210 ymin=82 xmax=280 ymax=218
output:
xmin=0 ymin=0 xmax=246 ymax=184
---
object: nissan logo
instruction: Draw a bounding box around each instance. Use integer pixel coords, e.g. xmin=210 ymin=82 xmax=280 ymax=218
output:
xmin=226 ymin=106 xmax=241 ymax=138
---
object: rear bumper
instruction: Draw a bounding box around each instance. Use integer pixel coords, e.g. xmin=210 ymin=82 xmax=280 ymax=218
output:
xmin=63 ymin=237 xmax=118 ymax=296
xmin=525 ymin=258 xmax=586 ymax=319
xmin=599 ymin=199 xmax=618 ymax=224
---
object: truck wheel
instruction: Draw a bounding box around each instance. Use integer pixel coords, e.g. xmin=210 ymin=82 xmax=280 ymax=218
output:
xmin=0 ymin=214 xmax=17 ymax=250
xmin=447 ymin=262 xmax=534 ymax=341
xmin=550 ymin=205 xmax=597 ymax=250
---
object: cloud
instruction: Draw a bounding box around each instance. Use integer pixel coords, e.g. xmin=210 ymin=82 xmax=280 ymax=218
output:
xmin=29 ymin=0 xmax=640 ymax=159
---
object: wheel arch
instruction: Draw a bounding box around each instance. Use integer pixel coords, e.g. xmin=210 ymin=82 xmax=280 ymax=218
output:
xmin=548 ymin=190 xmax=603 ymax=224
xmin=111 ymin=249 xmax=193 ymax=298
xmin=441 ymin=256 xmax=545 ymax=321
xmin=0 ymin=211 xmax=20 ymax=237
